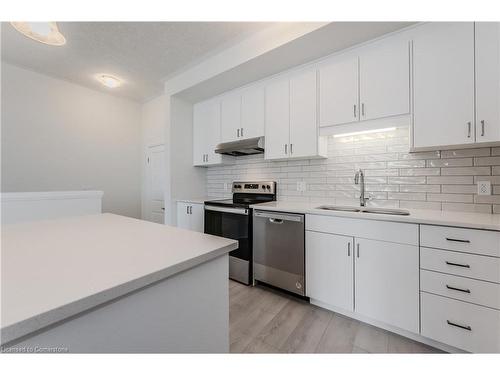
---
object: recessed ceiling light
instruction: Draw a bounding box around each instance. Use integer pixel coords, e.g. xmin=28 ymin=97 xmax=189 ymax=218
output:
xmin=96 ymin=74 xmax=123 ymax=89
xmin=10 ymin=22 xmax=66 ymax=46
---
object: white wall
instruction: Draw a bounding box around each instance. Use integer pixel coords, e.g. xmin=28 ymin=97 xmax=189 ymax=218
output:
xmin=167 ymin=96 xmax=206 ymax=225
xmin=1 ymin=63 xmax=142 ymax=218
xmin=140 ymin=94 xmax=167 ymax=219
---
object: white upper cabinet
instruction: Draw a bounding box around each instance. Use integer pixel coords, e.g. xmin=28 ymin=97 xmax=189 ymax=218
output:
xmin=220 ymin=94 xmax=241 ymax=142
xmin=193 ymin=98 xmax=223 ymax=167
xmin=319 ymin=56 xmax=359 ymax=127
xmin=265 ymin=70 xmax=326 ymax=161
xmin=475 ymin=22 xmax=500 ymax=144
xmin=265 ymin=78 xmax=290 ymax=160
xmin=412 ymin=22 xmax=475 ymax=149
xmin=241 ymin=86 xmax=265 ymax=139
xmin=359 ymin=37 xmax=410 ymax=121
xmin=289 ymin=70 xmax=320 ymax=158
xmin=220 ymin=86 xmax=265 ymax=143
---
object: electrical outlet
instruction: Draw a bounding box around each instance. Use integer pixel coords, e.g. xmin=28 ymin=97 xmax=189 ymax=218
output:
xmin=296 ymin=181 xmax=307 ymax=192
xmin=477 ymin=181 xmax=491 ymax=196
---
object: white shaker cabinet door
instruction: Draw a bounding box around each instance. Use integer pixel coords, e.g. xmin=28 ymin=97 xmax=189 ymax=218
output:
xmin=475 ymin=22 xmax=500 ymax=144
xmin=289 ymin=69 xmax=318 ymax=159
xmin=177 ymin=202 xmax=191 ymax=230
xmin=319 ymin=56 xmax=359 ymax=127
xmin=189 ymin=203 xmax=205 ymax=233
xmin=265 ymin=78 xmax=290 ymax=160
xmin=359 ymin=37 xmax=410 ymax=121
xmin=220 ymin=93 xmax=241 ymax=143
xmin=306 ymin=231 xmax=354 ymax=312
xmin=354 ymin=238 xmax=419 ymax=333
xmin=412 ymin=22 xmax=475 ymax=148
xmin=193 ymin=101 xmax=209 ymax=166
xmin=241 ymin=86 xmax=265 ymax=140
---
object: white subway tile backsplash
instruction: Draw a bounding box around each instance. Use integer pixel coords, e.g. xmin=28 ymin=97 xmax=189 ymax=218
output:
xmin=441 ymin=148 xmax=490 ymax=158
xmin=205 ymin=128 xmax=500 ymax=213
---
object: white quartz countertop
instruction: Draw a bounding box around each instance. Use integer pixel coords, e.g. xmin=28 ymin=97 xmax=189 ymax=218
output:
xmin=1 ymin=213 xmax=237 ymax=344
xmin=250 ymin=201 xmax=500 ymax=231
xmin=176 ymin=197 xmax=225 ymax=204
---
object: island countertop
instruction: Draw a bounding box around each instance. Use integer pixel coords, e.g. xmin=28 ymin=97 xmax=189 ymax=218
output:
xmin=1 ymin=213 xmax=237 ymax=345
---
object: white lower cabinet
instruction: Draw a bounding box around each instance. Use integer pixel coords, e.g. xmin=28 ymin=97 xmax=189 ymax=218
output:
xmin=176 ymin=202 xmax=204 ymax=232
xmin=305 ymin=216 xmax=419 ymax=334
xmin=354 ymin=238 xmax=419 ymax=333
xmin=306 ymin=231 xmax=354 ymax=311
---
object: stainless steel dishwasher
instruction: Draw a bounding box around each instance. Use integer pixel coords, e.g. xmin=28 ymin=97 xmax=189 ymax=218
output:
xmin=253 ymin=210 xmax=305 ymax=296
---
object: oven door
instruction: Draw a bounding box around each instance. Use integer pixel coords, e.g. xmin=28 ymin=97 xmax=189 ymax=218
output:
xmin=204 ymin=205 xmax=252 ymax=285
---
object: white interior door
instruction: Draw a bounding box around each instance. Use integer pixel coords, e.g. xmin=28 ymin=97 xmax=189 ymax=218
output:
xmin=475 ymin=22 xmax=500 ymax=143
xmin=289 ymin=69 xmax=318 ymax=158
xmin=146 ymin=144 xmax=165 ymax=224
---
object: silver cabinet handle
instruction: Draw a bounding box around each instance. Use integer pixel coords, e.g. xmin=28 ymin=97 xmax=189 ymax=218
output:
xmin=445 ymin=261 xmax=470 ymax=268
xmin=361 ymin=103 xmax=365 ymax=117
xmin=284 ymin=144 xmax=287 ymax=154
xmin=467 ymin=122 xmax=471 ymax=138
xmin=356 ymin=243 xmax=360 ymax=258
xmin=481 ymin=120 xmax=485 ymax=136
xmin=241 ymin=128 xmax=244 ymax=137
xmin=353 ymin=104 xmax=357 ymax=118
xmin=290 ymin=143 xmax=293 ymax=154
xmin=347 ymin=242 xmax=351 ymax=256
xmin=237 ymin=128 xmax=240 ymax=138
xmin=206 ymin=154 xmax=208 ymax=163
xmin=186 ymin=206 xmax=189 ymax=214
xmin=446 ymin=285 xmax=471 ymax=294
xmin=447 ymin=320 xmax=471 ymax=331
xmin=189 ymin=206 xmax=192 ymax=215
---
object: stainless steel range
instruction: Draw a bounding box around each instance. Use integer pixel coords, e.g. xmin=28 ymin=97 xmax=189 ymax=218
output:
xmin=204 ymin=181 xmax=277 ymax=285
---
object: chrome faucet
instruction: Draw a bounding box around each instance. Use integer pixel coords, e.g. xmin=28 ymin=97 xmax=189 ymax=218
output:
xmin=354 ymin=169 xmax=370 ymax=207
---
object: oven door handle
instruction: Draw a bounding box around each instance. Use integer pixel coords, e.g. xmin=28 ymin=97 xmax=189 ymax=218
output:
xmin=204 ymin=205 xmax=249 ymax=215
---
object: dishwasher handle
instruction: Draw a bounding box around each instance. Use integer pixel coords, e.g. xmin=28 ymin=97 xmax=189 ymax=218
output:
xmin=254 ymin=210 xmax=304 ymax=223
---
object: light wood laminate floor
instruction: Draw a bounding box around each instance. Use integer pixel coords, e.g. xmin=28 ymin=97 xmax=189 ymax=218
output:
xmin=229 ymin=280 xmax=442 ymax=354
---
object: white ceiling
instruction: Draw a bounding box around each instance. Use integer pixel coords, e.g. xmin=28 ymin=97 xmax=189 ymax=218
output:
xmin=1 ymin=22 xmax=273 ymax=102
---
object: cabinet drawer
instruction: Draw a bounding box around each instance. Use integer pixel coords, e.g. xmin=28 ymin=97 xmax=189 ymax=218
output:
xmin=420 ymin=247 xmax=500 ymax=283
xmin=420 ymin=225 xmax=500 ymax=257
xmin=306 ymin=214 xmax=418 ymax=245
xmin=421 ymin=292 xmax=500 ymax=353
xmin=421 ymin=270 xmax=500 ymax=310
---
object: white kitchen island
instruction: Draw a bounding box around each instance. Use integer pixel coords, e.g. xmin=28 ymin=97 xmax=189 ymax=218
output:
xmin=1 ymin=213 xmax=237 ymax=353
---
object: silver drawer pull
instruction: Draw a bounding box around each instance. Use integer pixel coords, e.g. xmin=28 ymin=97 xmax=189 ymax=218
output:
xmin=447 ymin=320 xmax=471 ymax=331
xmin=445 ymin=237 xmax=470 ymax=243
xmin=445 ymin=261 xmax=470 ymax=268
xmin=269 ymin=218 xmax=283 ymax=224
xmin=446 ymin=285 xmax=471 ymax=294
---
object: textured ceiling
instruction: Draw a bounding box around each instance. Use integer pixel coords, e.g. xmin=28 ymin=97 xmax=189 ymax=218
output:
xmin=1 ymin=22 xmax=272 ymax=101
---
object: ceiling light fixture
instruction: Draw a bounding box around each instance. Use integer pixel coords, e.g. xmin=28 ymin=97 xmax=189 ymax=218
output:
xmin=333 ymin=127 xmax=397 ymax=138
xmin=96 ymin=74 xmax=123 ymax=89
xmin=10 ymin=22 xmax=66 ymax=46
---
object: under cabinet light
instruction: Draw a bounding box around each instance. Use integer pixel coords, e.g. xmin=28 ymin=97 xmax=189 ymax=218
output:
xmin=333 ymin=127 xmax=397 ymax=138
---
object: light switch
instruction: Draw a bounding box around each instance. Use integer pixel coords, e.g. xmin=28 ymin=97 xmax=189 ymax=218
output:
xmin=477 ymin=181 xmax=491 ymax=196
xmin=296 ymin=181 xmax=307 ymax=192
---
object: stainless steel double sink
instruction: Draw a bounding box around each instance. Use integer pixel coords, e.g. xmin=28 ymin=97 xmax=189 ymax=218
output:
xmin=315 ymin=205 xmax=410 ymax=216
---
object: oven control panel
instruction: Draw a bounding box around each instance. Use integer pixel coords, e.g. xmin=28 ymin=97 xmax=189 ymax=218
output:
xmin=232 ymin=181 xmax=276 ymax=194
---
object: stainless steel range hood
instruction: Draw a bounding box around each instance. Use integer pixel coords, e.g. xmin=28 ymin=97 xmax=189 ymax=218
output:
xmin=214 ymin=137 xmax=265 ymax=156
